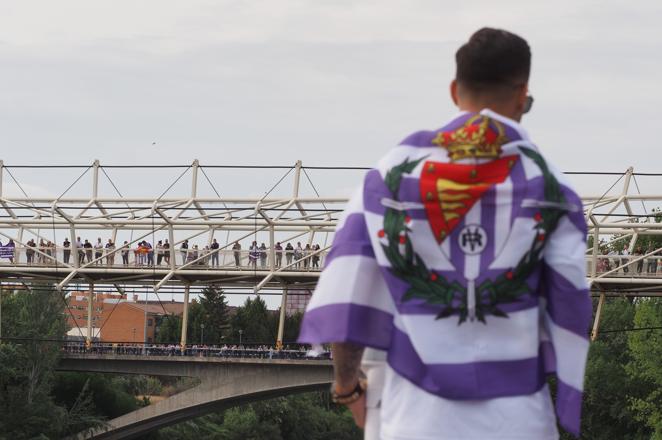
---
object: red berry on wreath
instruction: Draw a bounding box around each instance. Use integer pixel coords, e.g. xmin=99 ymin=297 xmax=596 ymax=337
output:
xmin=404 ymin=215 xmax=412 ymax=223
xmin=505 ymin=271 xmax=514 ymax=280
xmin=399 ymin=235 xmax=407 ymax=244
xmin=534 ymin=212 xmax=542 ymax=222
xmin=378 ymin=230 xmax=385 ymax=238
xmin=430 ymin=273 xmax=438 ymax=281
xmin=537 ymin=233 xmax=545 ymax=242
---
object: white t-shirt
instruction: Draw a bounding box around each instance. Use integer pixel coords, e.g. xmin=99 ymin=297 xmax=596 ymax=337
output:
xmin=378 ymin=365 xmax=559 ymax=440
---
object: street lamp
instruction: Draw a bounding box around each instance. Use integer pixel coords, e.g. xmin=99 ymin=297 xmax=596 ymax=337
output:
xmin=238 ymin=329 xmax=243 ymax=346
xmin=200 ymin=323 xmax=205 ymax=345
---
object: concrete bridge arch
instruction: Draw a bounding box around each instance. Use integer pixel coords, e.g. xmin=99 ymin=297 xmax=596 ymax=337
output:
xmin=58 ymin=354 xmax=333 ymax=439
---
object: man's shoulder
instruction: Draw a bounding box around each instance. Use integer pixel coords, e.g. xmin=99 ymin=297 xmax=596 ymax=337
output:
xmin=398 ymin=129 xmax=440 ymax=148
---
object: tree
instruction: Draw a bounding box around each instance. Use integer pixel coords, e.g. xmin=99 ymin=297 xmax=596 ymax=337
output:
xmin=154 ymin=303 xmax=204 ymax=345
xmin=627 ymin=298 xmax=662 ymax=437
xmin=155 ymin=313 xmax=182 ymax=344
xmin=283 ymin=311 xmax=303 ymax=344
xmin=563 ymin=298 xmax=650 ymax=439
xmin=229 ymin=297 xmax=276 ymax=344
xmin=0 ymin=285 xmax=104 ymax=438
xmin=156 ymin=392 xmax=361 ymax=440
xmin=156 ymin=287 xmax=231 ymax=346
xmin=197 ymin=286 xmax=230 ymax=345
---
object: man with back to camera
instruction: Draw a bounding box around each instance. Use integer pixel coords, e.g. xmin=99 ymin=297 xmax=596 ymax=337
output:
xmin=299 ymin=28 xmax=592 ymax=439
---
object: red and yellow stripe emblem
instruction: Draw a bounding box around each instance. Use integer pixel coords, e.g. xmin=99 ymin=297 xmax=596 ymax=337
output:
xmin=419 ymin=156 xmax=518 ymax=243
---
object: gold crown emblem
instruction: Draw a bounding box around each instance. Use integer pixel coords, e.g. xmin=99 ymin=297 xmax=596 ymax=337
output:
xmin=432 ymin=115 xmax=509 ymax=162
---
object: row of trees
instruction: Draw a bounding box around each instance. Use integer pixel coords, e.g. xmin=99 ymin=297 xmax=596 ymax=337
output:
xmin=0 ymin=284 xmax=307 ymax=438
xmin=155 ymin=286 xmax=303 ymax=346
xmin=156 ymin=392 xmax=362 ymax=440
xmin=152 ymin=298 xmax=662 ymax=439
xmin=561 ymin=297 xmax=662 ymax=439
xmin=1 ymin=284 xmax=661 ymax=438
xmin=0 ymin=285 xmax=106 ymax=438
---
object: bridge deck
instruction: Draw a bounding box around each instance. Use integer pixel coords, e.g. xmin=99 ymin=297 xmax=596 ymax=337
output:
xmin=60 ymin=352 xmax=332 ymax=368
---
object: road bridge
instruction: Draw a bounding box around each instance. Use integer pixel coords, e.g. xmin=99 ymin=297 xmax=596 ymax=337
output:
xmin=58 ymin=352 xmax=333 ymax=439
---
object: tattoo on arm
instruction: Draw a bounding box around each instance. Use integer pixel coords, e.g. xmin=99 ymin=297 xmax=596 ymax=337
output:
xmin=332 ymin=342 xmax=364 ymax=392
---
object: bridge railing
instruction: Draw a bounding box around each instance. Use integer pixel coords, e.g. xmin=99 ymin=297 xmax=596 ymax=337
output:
xmin=61 ymin=342 xmax=331 ymax=360
xmin=0 ymin=246 xmax=329 ymax=272
xmin=586 ymin=255 xmax=662 ymax=277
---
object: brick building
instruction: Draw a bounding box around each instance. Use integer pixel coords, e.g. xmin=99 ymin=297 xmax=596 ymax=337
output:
xmin=66 ymin=292 xmax=122 ymax=336
xmin=285 ymin=288 xmax=312 ymax=316
xmin=66 ymin=292 xmax=184 ymax=343
xmin=100 ymin=301 xmax=184 ymax=343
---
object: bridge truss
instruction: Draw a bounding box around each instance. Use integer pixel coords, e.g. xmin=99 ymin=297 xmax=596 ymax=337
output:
xmin=0 ymin=161 xmax=659 ymax=347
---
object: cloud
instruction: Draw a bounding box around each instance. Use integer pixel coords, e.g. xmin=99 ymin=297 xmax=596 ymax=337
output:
xmin=0 ymin=0 xmax=659 ymax=200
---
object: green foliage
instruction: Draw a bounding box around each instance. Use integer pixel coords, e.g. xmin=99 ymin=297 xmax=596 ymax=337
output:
xmin=53 ymin=373 xmax=139 ymax=419
xmin=197 ymin=286 xmax=230 ymax=344
xmin=627 ymin=298 xmax=662 ymax=437
xmin=156 ymin=287 xmax=231 ymax=345
xmin=283 ymin=312 xmax=303 ymax=343
xmin=599 ymin=208 xmax=662 ymax=254
xmin=157 ymin=392 xmax=361 ymax=440
xmin=568 ymin=298 xmax=648 ymax=439
xmin=556 ymin=298 xmax=661 ymax=440
xmin=230 ymin=296 xmax=278 ymax=344
xmin=0 ymin=285 xmax=104 ymax=438
xmin=155 ymin=312 xmax=182 ymax=343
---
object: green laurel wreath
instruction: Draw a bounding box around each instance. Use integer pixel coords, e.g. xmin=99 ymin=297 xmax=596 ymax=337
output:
xmin=381 ymin=147 xmax=565 ymax=324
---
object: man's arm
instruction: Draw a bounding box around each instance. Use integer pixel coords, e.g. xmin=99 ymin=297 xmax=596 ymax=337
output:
xmin=332 ymin=342 xmax=366 ymax=428
xmin=332 ymin=342 xmax=364 ymax=393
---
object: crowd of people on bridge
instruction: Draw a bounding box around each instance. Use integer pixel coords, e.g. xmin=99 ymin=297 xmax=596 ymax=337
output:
xmin=596 ymin=243 xmax=661 ymax=275
xmin=0 ymin=236 xmax=325 ymax=270
xmin=62 ymin=341 xmax=331 ymax=360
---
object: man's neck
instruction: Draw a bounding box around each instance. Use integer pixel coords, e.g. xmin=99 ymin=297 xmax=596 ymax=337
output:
xmin=459 ymin=103 xmax=521 ymax=122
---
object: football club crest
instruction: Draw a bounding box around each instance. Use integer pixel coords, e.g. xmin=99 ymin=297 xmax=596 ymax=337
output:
xmin=380 ymin=146 xmax=565 ymax=324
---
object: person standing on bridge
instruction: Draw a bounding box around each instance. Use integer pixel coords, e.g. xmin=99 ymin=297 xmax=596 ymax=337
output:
xmin=146 ymin=241 xmax=154 ymax=266
xmin=259 ymin=242 xmax=268 ymax=268
xmin=232 ymin=241 xmax=241 ymax=267
xmin=26 ymin=239 xmax=36 ymax=265
xmin=63 ymin=238 xmax=71 ymax=264
xmin=285 ymin=242 xmax=294 ymax=267
xmin=121 ymin=241 xmax=130 ymax=265
xmin=83 ymin=239 xmax=93 ymax=264
xmin=94 ymin=237 xmax=103 ymax=265
xmin=163 ymin=239 xmax=171 ymax=265
xmin=275 ymin=242 xmax=283 ymax=267
xmin=156 ymin=240 xmax=164 ymax=265
xmin=76 ymin=237 xmax=84 ymax=265
xmin=180 ymin=239 xmax=189 ymax=266
xmin=106 ymin=239 xmax=115 ymax=266
xmin=248 ymin=241 xmax=259 ymax=268
xmin=299 ymin=28 xmax=592 ymax=440
xmin=210 ymin=238 xmax=220 ymax=267
xmin=6 ymin=239 xmax=14 ymax=264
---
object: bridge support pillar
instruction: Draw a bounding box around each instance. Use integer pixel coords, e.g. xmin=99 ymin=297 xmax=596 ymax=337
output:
xmin=276 ymin=285 xmax=288 ymax=350
xmin=180 ymin=284 xmax=190 ymax=354
xmin=591 ymin=292 xmax=606 ymax=341
xmin=87 ymin=283 xmax=94 ymax=349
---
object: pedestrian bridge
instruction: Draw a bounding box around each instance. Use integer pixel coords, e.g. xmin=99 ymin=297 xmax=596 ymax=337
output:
xmin=58 ymin=353 xmax=333 ymax=439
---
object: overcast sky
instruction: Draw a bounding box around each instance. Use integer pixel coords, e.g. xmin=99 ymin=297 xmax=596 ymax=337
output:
xmin=1 ymin=1 xmax=661 ymax=308
xmin=0 ymin=0 xmax=661 ymax=199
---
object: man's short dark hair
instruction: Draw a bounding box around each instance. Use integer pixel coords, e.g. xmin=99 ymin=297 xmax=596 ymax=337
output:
xmin=455 ymin=28 xmax=531 ymax=92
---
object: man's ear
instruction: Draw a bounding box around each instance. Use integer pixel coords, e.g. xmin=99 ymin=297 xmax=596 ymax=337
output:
xmin=450 ymin=80 xmax=459 ymax=106
xmin=515 ymin=84 xmax=528 ymax=114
